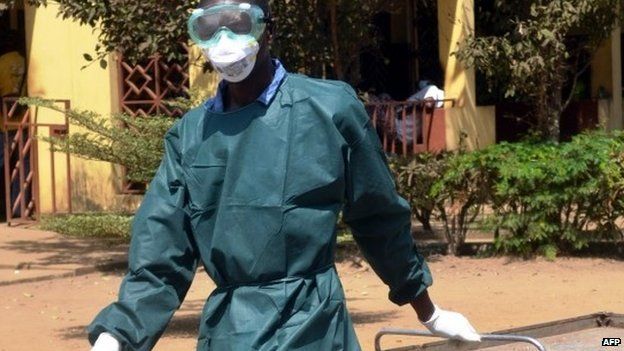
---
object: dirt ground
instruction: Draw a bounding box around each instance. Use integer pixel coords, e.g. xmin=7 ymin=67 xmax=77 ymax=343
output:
xmin=1 ymin=256 xmax=623 ymax=351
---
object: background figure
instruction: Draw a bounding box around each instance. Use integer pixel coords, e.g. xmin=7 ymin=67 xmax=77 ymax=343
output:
xmin=395 ymin=80 xmax=445 ymax=145
xmin=0 ymin=30 xmax=27 ymax=221
xmin=408 ymin=79 xmax=445 ymax=108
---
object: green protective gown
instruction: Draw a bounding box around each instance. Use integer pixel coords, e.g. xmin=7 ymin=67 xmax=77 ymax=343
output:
xmin=87 ymin=74 xmax=433 ymax=351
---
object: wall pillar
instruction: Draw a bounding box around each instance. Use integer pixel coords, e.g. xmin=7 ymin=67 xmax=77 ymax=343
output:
xmin=438 ymin=0 xmax=495 ymax=150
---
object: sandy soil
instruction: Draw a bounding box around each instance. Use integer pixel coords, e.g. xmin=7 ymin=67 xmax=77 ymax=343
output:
xmin=1 ymin=256 xmax=623 ymax=351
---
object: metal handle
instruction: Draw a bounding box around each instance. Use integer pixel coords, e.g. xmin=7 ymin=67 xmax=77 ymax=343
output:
xmin=375 ymin=328 xmax=546 ymax=351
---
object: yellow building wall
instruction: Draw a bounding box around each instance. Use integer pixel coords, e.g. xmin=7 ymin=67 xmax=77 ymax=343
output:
xmin=593 ymin=31 xmax=623 ymax=131
xmin=188 ymin=46 xmax=220 ymax=102
xmin=438 ymin=0 xmax=496 ymax=150
xmin=24 ymin=4 xmax=140 ymax=214
xmin=597 ymin=27 xmax=620 ymax=129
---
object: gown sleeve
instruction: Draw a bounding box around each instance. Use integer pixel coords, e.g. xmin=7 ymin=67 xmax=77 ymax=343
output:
xmin=338 ymin=87 xmax=433 ymax=306
xmin=87 ymin=120 xmax=199 ymax=351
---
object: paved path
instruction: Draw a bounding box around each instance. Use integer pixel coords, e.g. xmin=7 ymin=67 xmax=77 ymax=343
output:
xmin=0 ymin=224 xmax=128 ymax=286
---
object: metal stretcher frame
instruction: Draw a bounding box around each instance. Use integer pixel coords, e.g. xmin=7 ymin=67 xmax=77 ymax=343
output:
xmin=375 ymin=312 xmax=624 ymax=351
xmin=375 ymin=329 xmax=546 ymax=351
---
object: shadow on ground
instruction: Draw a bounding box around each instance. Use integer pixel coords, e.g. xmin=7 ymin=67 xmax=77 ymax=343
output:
xmin=58 ymin=315 xmax=202 ymax=341
xmin=0 ymin=236 xmax=127 ymax=268
xmin=58 ymin=300 xmax=394 ymax=341
xmin=58 ymin=298 xmax=206 ymax=341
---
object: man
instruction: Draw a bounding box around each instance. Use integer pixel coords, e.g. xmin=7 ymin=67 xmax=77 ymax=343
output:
xmin=89 ymin=1 xmax=480 ymax=350
xmin=394 ymin=80 xmax=445 ymax=145
xmin=408 ymin=80 xmax=445 ymax=108
xmin=0 ymin=30 xmax=26 ymax=221
xmin=0 ymin=31 xmax=25 ymax=98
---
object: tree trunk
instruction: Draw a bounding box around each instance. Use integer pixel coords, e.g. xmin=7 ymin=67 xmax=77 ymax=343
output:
xmin=445 ymin=214 xmax=459 ymax=256
xmin=422 ymin=217 xmax=433 ymax=233
xmin=537 ymin=82 xmax=563 ymax=142
xmin=416 ymin=210 xmax=433 ymax=234
xmin=446 ymin=236 xmax=458 ymax=256
xmin=549 ymin=84 xmax=563 ymax=141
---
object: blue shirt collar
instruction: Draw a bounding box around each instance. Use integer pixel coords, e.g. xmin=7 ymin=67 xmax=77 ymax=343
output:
xmin=203 ymin=59 xmax=287 ymax=112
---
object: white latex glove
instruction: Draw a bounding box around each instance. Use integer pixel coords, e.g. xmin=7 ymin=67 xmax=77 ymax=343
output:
xmin=90 ymin=332 xmax=121 ymax=351
xmin=421 ymin=305 xmax=481 ymax=342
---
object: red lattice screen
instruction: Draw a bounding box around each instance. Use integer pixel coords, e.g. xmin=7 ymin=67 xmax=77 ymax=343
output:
xmin=118 ymin=55 xmax=190 ymax=118
xmin=117 ymin=54 xmax=191 ymax=193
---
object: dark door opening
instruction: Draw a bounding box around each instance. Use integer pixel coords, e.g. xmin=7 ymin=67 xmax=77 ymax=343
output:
xmin=1 ymin=4 xmax=29 ymax=223
xmin=358 ymin=0 xmax=442 ymax=101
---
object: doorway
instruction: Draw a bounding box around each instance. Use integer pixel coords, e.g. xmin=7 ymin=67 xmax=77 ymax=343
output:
xmin=358 ymin=0 xmax=442 ymax=101
xmin=1 ymin=3 xmax=30 ymax=223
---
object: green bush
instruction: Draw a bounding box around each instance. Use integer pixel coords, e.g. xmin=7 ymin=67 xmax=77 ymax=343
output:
xmin=576 ymin=132 xmax=624 ymax=240
xmin=40 ymin=213 xmax=134 ymax=242
xmin=482 ymin=131 xmax=624 ymax=257
xmin=389 ymin=153 xmax=450 ymax=233
xmin=390 ymin=130 xmax=624 ymax=258
xmin=432 ymin=150 xmax=491 ymax=255
xmin=389 ymin=149 xmax=488 ymax=255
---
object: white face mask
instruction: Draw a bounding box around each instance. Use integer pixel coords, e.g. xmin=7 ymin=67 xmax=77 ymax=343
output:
xmin=203 ymin=30 xmax=260 ymax=83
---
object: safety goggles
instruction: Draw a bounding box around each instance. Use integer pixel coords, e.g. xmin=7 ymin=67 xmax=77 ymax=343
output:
xmin=188 ymin=2 xmax=268 ymax=48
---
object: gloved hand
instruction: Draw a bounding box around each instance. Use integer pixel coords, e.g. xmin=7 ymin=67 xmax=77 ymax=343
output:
xmin=421 ymin=305 xmax=481 ymax=342
xmin=90 ymin=332 xmax=121 ymax=351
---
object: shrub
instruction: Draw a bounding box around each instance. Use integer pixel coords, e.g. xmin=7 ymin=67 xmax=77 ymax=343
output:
xmin=390 ymin=130 xmax=624 ymax=258
xmin=40 ymin=213 xmax=133 ymax=242
xmin=432 ymin=150 xmax=492 ymax=255
xmin=483 ymin=131 xmax=624 ymax=257
xmin=389 ymin=153 xmax=450 ymax=233
xmin=390 ymin=148 xmax=489 ymax=255
xmin=575 ymin=131 xmax=624 ymax=240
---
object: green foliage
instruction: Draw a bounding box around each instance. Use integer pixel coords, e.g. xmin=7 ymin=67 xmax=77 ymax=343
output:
xmin=389 ymin=148 xmax=487 ymax=255
xmin=390 ymin=130 xmax=624 ymax=257
xmin=19 ymin=97 xmax=175 ymax=184
xmin=455 ymin=0 xmax=621 ymax=141
xmin=336 ymin=231 xmax=354 ymax=245
xmin=40 ymin=213 xmax=133 ymax=241
xmin=0 ymin=0 xmax=17 ymax=9
xmin=389 ymin=153 xmax=450 ymax=233
xmin=432 ymin=150 xmax=491 ymax=255
xmin=164 ymin=87 xmax=206 ymax=112
xmin=481 ymin=131 xmax=624 ymax=257
xmin=271 ymin=0 xmax=396 ymax=85
xmin=14 ymin=0 xmax=193 ymax=65
xmin=7 ymin=0 xmax=398 ymax=87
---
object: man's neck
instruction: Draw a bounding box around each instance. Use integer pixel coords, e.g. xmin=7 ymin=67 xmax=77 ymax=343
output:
xmin=224 ymin=59 xmax=275 ymax=111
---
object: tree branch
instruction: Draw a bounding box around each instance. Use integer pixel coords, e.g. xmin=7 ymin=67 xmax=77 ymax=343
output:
xmin=562 ymin=47 xmax=600 ymax=112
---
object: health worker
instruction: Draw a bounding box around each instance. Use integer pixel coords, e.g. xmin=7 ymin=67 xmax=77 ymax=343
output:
xmin=88 ymin=1 xmax=481 ymax=350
